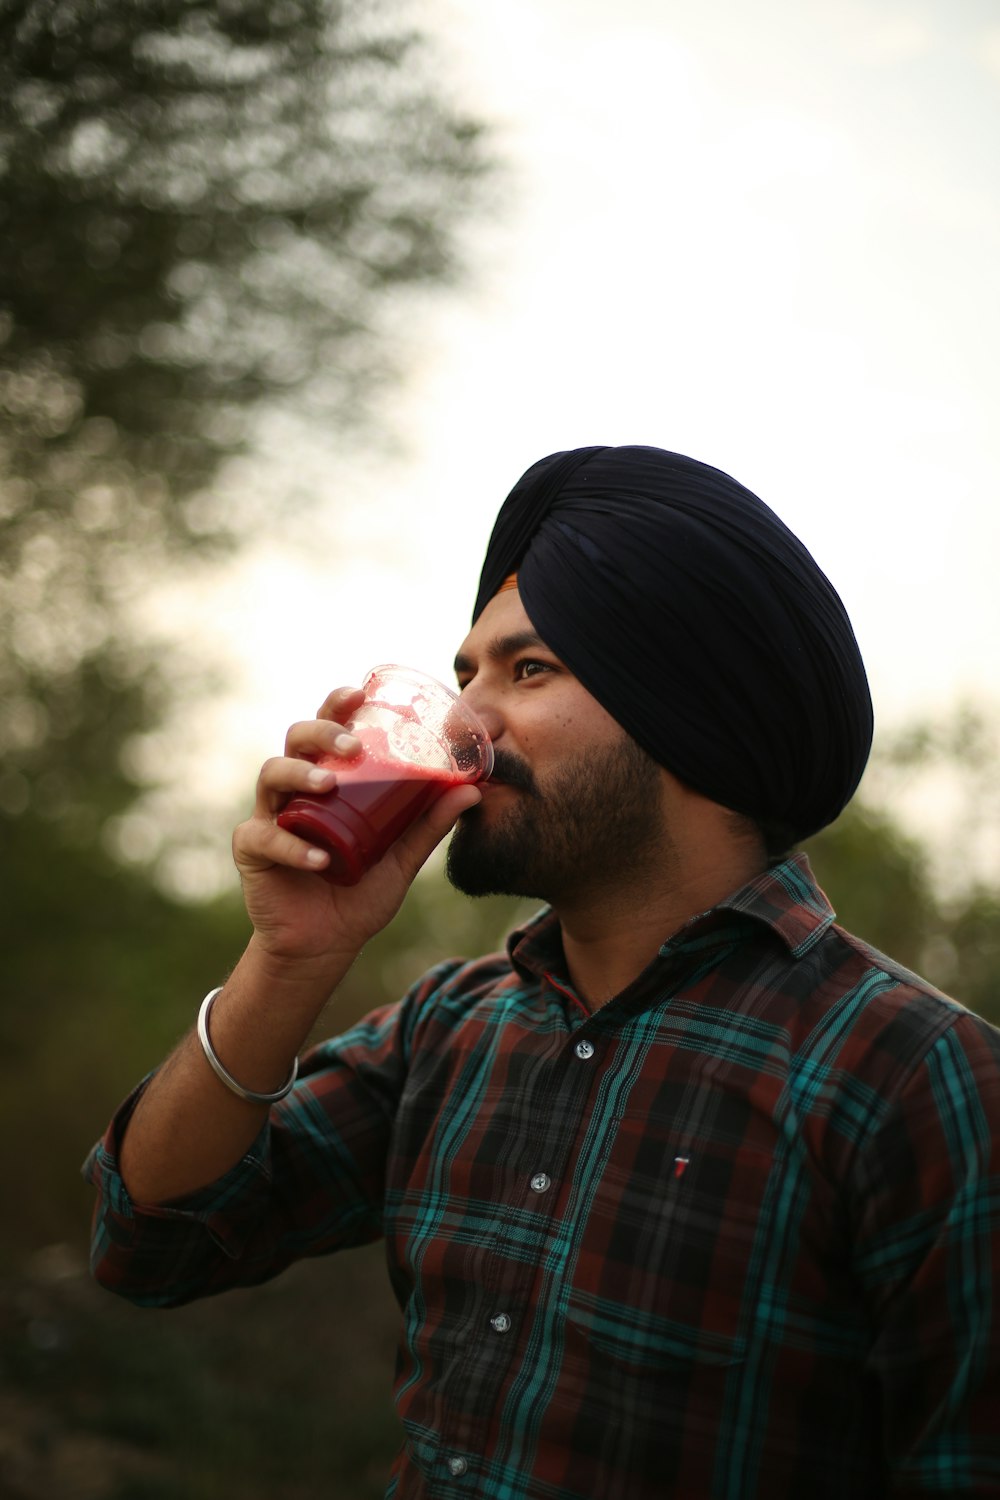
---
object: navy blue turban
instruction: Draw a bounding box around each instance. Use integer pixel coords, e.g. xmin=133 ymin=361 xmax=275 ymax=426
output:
xmin=473 ymin=445 xmax=873 ymax=845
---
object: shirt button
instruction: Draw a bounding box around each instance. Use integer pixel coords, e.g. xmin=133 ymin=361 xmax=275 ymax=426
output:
xmin=490 ymin=1312 xmax=512 ymax=1334
xmin=447 ymin=1455 xmax=468 ymax=1476
xmin=530 ymin=1172 xmax=551 ymax=1193
xmin=574 ymin=1039 xmax=595 ymax=1060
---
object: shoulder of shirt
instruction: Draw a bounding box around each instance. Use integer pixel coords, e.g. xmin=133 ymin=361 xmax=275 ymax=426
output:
xmin=822 ymin=918 xmax=962 ymax=1012
xmin=740 ymin=854 xmax=998 ymax=1054
xmin=412 ymin=949 xmax=515 ymax=1001
xmin=809 ymin=917 xmax=1000 ymax=1070
xmin=404 ymin=948 xmax=519 ymax=1029
xmin=389 ymin=949 xmax=520 ymax=1063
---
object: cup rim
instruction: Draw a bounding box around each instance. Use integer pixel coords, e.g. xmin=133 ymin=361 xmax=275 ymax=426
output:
xmin=363 ymin=663 xmax=458 ymax=701
xmin=362 ymin=663 xmax=494 ymax=780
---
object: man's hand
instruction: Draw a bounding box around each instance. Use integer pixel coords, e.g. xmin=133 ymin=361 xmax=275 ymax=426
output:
xmin=232 ymin=685 xmax=483 ymax=981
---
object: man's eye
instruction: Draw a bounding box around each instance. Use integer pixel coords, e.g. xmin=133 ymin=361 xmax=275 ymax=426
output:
xmin=515 ymin=658 xmax=550 ymax=680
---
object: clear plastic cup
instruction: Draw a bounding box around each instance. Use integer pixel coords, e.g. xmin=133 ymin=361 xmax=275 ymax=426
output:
xmin=277 ymin=664 xmax=493 ymax=885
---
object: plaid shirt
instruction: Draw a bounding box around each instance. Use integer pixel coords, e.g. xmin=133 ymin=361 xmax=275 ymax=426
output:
xmin=86 ymin=854 xmax=1000 ymax=1498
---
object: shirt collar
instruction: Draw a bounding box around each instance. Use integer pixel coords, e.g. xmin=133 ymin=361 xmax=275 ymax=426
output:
xmin=714 ymin=852 xmax=836 ymax=958
xmin=505 ymin=851 xmax=836 ymax=982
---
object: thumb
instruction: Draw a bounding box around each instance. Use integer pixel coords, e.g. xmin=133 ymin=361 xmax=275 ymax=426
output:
xmin=390 ymin=784 xmax=483 ymax=878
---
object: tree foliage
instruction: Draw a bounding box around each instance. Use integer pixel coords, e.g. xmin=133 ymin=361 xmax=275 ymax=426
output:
xmin=0 ymin=0 xmax=489 ymax=834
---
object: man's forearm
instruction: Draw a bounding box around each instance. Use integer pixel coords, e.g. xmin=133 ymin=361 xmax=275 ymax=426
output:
xmin=115 ymin=688 xmax=480 ymax=1209
xmin=118 ymin=937 xmax=357 ymax=1205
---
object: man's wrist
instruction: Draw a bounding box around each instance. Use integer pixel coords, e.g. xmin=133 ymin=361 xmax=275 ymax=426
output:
xmin=237 ymin=934 xmax=359 ymax=1009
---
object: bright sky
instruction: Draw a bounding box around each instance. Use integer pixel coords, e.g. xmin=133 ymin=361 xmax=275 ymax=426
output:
xmin=140 ymin=0 xmax=1000 ymax=885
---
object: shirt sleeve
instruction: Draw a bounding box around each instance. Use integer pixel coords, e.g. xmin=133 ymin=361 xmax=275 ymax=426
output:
xmin=849 ymin=1010 xmax=1000 ymax=1494
xmin=83 ymin=972 xmax=454 ymax=1308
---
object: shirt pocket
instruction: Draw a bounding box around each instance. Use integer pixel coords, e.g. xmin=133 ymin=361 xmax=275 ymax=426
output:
xmin=564 ymin=1117 xmax=779 ymax=1373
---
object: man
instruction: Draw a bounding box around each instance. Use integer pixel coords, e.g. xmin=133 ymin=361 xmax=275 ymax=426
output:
xmin=86 ymin=446 xmax=1000 ymax=1497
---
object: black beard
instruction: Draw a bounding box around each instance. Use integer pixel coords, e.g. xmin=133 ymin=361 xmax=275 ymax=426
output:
xmin=446 ymin=736 xmax=664 ymax=902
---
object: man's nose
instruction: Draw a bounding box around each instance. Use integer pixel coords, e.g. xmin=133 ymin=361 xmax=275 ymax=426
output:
xmin=458 ymin=684 xmax=503 ymax=744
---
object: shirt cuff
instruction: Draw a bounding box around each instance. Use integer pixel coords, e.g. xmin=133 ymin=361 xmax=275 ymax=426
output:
xmin=82 ymin=1074 xmax=274 ymax=1259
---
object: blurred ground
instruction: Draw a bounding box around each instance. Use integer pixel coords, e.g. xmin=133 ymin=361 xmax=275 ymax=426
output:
xmin=0 ymin=1240 xmax=401 ymax=1500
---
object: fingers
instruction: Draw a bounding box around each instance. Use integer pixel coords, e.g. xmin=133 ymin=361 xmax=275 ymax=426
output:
xmin=283 ymin=715 xmax=362 ymax=763
xmin=255 ymin=754 xmax=339 ymax=817
xmin=314 ymin=685 xmax=365 ymax=722
xmin=282 ymin=683 xmax=364 ymax=761
xmin=238 ymin=691 xmax=366 ymax=874
xmin=242 ymin=752 xmax=340 ymax=868
xmin=261 ymin=710 xmax=361 ymax=817
xmin=233 ymin=814 xmax=330 ymax=875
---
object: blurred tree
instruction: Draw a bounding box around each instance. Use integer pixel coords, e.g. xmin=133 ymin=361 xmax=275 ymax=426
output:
xmin=0 ymin=0 xmax=489 ymax=840
xmin=804 ymin=801 xmax=939 ymax=975
xmin=0 ymin=808 xmax=253 ymax=1255
xmin=860 ymin=702 xmax=1000 ymax=898
xmin=805 ymin=787 xmax=1000 ymax=1027
xmin=944 ymin=886 xmax=1000 ymax=1025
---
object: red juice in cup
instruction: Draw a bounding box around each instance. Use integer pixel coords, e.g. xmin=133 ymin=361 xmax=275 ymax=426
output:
xmin=277 ymin=665 xmax=493 ymax=886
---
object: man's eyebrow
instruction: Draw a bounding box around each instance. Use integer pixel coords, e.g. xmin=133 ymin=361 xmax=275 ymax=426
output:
xmin=454 ymin=630 xmax=548 ymax=677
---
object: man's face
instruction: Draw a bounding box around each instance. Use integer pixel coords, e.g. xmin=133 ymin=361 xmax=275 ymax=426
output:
xmin=446 ymin=588 xmax=666 ymax=902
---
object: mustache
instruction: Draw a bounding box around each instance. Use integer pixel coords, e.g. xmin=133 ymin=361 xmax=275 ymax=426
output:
xmin=487 ymin=748 xmax=539 ymax=795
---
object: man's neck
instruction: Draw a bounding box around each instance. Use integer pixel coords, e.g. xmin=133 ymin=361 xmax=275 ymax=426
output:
xmin=553 ymin=843 xmax=767 ymax=1012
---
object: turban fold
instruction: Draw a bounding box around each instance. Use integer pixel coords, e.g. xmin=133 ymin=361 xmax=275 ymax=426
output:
xmin=473 ymin=445 xmax=873 ymax=844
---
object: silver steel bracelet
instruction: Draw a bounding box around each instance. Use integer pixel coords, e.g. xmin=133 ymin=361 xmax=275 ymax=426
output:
xmin=196 ymin=986 xmax=299 ymax=1106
